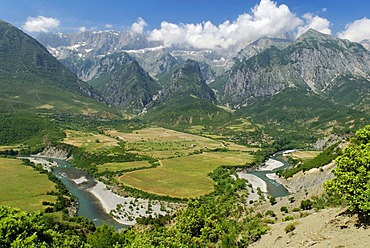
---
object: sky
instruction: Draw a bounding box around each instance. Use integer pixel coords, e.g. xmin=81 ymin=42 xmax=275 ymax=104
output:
xmin=1 ymin=0 xmax=369 ymax=52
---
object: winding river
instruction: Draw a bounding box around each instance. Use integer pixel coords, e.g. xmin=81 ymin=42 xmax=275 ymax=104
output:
xmin=250 ymin=155 xmax=290 ymax=197
xmin=33 ymin=152 xmax=290 ymax=229
xmin=51 ymin=159 xmax=126 ymax=229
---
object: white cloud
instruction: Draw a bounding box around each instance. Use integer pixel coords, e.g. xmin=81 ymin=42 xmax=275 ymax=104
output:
xmin=338 ymin=18 xmax=370 ymax=42
xmin=296 ymin=13 xmax=331 ymax=37
xmin=78 ymin=26 xmax=87 ymax=32
xmin=131 ymin=17 xmax=147 ymax=34
xmin=148 ymin=0 xmax=302 ymax=53
xmin=105 ymin=24 xmax=113 ymax=29
xmin=22 ymin=16 xmax=60 ymax=32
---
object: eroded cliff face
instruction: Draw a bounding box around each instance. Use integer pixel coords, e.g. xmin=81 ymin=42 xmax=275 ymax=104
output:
xmin=224 ymin=29 xmax=370 ymax=105
xmin=37 ymin=146 xmax=70 ymax=160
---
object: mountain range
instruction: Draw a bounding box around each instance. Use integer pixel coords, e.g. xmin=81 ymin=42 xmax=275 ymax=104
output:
xmin=0 ymin=19 xmax=369 ymax=135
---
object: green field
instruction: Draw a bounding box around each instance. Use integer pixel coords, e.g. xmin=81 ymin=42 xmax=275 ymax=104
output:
xmin=0 ymin=158 xmax=57 ymax=212
xmin=97 ymin=161 xmax=152 ymax=172
xmin=107 ymin=127 xmax=256 ymax=159
xmin=64 ymin=130 xmax=119 ymax=152
xmin=118 ymin=151 xmax=254 ymax=198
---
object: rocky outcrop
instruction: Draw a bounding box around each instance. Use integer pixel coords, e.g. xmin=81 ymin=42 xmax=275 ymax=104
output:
xmin=36 ymin=146 xmax=70 ymax=160
xmin=223 ymin=29 xmax=370 ymax=106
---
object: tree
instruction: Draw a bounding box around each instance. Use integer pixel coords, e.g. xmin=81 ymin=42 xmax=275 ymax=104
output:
xmin=87 ymin=223 xmax=119 ymax=248
xmin=324 ymin=125 xmax=370 ymax=216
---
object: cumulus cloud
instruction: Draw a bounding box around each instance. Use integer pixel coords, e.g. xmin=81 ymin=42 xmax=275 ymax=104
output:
xmin=77 ymin=26 xmax=87 ymax=32
xmin=296 ymin=13 xmax=331 ymax=37
xmin=131 ymin=17 xmax=147 ymax=34
xmin=148 ymin=0 xmax=302 ymax=53
xmin=338 ymin=18 xmax=370 ymax=42
xmin=22 ymin=16 xmax=60 ymax=32
xmin=105 ymin=24 xmax=113 ymax=29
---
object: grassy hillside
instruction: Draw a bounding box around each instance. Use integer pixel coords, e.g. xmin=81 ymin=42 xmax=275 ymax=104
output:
xmin=0 ymin=19 xmax=111 ymax=114
xmin=144 ymin=96 xmax=234 ymax=128
xmin=237 ymin=89 xmax=369 ymax=148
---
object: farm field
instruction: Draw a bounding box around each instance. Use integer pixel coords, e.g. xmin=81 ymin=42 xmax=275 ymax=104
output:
xmin=106 ymin=127 xmax=256 ymax=159
xmin=0 ymin=158 xmax=57 ymax=212
xmin=63 ymin=130 xmax=119 ymax=152
xmin=288 ymin=150 xmax=321 ymax=162
xmin=0 ymin=145 xmax=21 ymax=151
xmin=97 ymin=161 xmax=152 ymax=172
xmin=118 ymin=151 xmax=254 ymax=198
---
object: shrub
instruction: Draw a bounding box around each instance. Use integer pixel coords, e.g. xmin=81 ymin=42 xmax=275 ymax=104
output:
xmin=284 ymin=221 xmax=299 ymax=233
xmin=265 ymin=210 xmax=276 ymax=217
xmin=300 ymin=199 xmax=313 ymax=210
xmin=280 ymin=206 xmax=288 ymax=213
xmin=269 ymin=196 xmax=277 ymax=205
xmin=282 ymin=216 xmax=294 ymax=222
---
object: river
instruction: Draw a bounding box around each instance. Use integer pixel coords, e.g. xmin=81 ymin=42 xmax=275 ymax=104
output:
xmin=51 ymin=159 xmax=126 ymax=229
xmin=250 ymin=155 xmax=290 ymax=197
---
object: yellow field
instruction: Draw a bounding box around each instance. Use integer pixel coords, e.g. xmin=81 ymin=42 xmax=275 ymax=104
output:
xmin=107 ymin=127 xmax=255 ymax=159
xmin=0 ymin=158 xmax=57 ymax=212
xmin=226 ymin=118 xmax=256 ymax=132
xmin=0 ymin=145 xmax=21 ymax=151
xmin=97 ymin=161 xmax=152 ymax=172
xmin=289 ymin=150 xmax=321 ymax=161
xmin=118 ymin=151 xmax=254 ymax=198
xmin=63 ymin=130 xmax=119 ymax=152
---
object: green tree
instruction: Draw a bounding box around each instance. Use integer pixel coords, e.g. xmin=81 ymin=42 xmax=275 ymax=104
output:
xmin=324 ymin=125 xmax=370 ymax=216
xmin=87 ymin=223 xmax=119 ymax=248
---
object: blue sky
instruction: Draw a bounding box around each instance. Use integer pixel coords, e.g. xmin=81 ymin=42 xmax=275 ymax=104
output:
xmin=0 ymin=0 xmax=368 ymax=33
xmin=1 ymin=0 xmax=369 ymax=52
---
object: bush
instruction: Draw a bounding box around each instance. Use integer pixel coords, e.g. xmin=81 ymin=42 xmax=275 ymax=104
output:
xmin=280 ymin=206 xmax=288 ymax=213
xmin=269 ymin=196 xmax=277 ymax=205
xmin=284 ymin=221 xmax=299 ymax=233
xmin=300 ymin=199 xmax=313 ymax=210
xmin=265 ymin=210 xmax=276 ymax=217
xmin=324 ymin=125 xmax=370 ymax=216
xmin=282 ymin=216 xmax=294 ymax=222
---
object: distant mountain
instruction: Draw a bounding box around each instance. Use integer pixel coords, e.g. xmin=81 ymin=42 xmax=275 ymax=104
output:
xmin=151 ymin=59 xmax=216 ymax=106
xmin=144 ymin=60 xmax=227 ymax=126
xmin=0 ymin=20 xmax=108 ymax=114
xmin=219 ymin=29 xmax=370 ymax=110
xmin=87 ymin=52 xmax=160 ymax=113
xmin=37 ymin=31 xmax=227 ymax=83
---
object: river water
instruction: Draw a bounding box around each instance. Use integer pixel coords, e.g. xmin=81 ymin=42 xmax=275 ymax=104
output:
xmin=46 ymin=152 xmax=290 ymax=228
xmin=51 ymin=159 xmax=125 ymax=229
xmin=249 ymin=155 xmax=290 ymax=197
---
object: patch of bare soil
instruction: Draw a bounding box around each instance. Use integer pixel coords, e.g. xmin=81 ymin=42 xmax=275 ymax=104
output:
xmin=250 ymin=161 xmax=369 ymax=248
xmin=251 ymin=208 xmax=369 ymax=248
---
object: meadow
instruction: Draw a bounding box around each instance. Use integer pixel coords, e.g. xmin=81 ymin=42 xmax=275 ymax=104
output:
xmin=106 ymin=127 xmax=256 ymax=158
xmin=97 ymin=161 xmax=152 ymax=172
xmin=0 ymin=158 xmax=56 ymax=212
xmin=63 ymin=130 xmax=119 ymax=152
xmin=64 ymin=127 xmax=257 ymax=198
xmin=118 ymin=151 xmax=254 ymax=198
xmin=288 ymin=150 xmax=321 ymax=162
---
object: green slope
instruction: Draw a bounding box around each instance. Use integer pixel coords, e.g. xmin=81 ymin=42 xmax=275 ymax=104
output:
xmin=0 ymin=19 xmax=110 ymax=114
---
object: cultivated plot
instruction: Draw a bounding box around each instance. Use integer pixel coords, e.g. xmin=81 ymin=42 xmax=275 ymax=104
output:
xmin=118 ymin=151 xmax=254 ymax=198
xmin=63 ymin=130 xmax=119 ymax=152
xmin=0 ymin=158 xmax=56 ymax=212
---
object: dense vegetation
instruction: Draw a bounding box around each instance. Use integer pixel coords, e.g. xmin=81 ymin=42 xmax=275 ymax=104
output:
xmin=325 ymin=125 xmax=370 ymax=217
xmin=279 ymin=143 xmax=342 ymax=178
xmin=0 ymin=113 xmax=64 ymax=153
